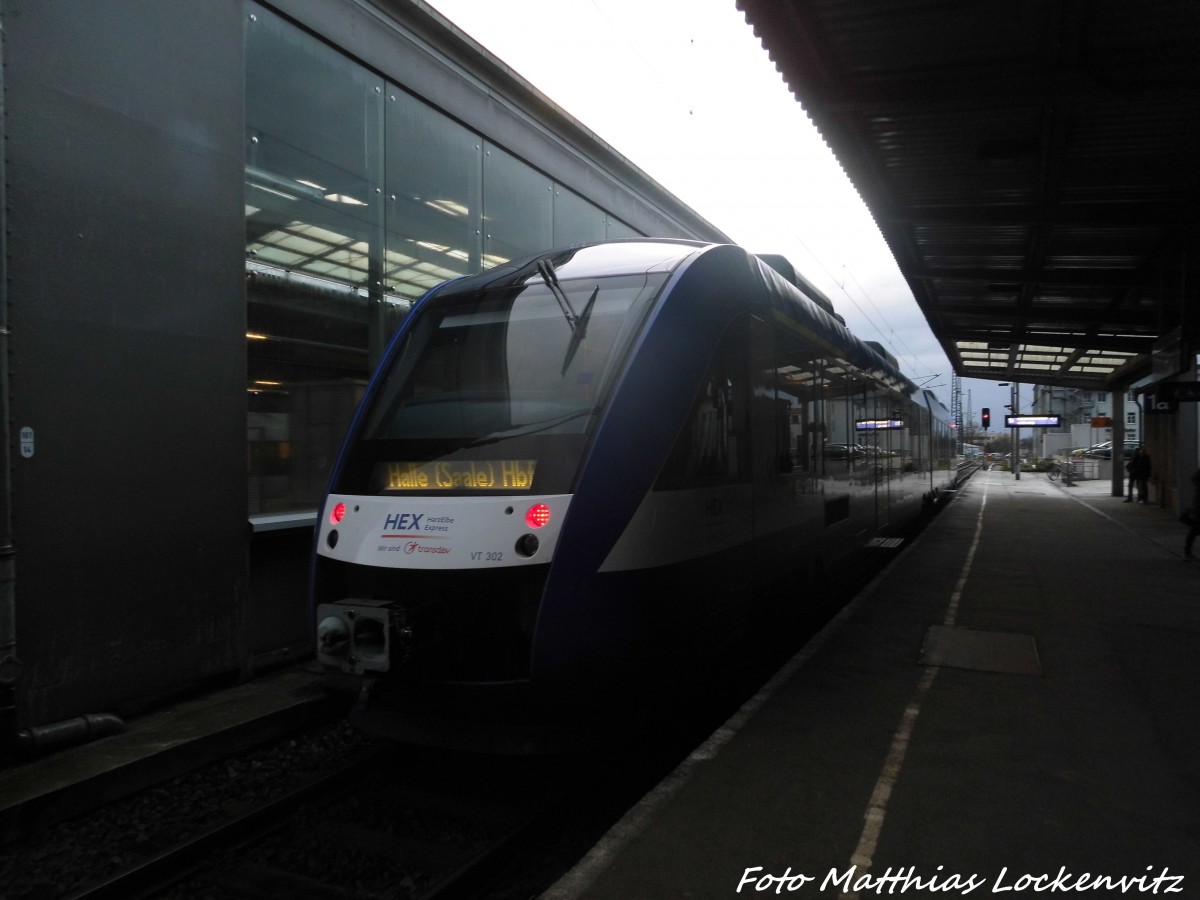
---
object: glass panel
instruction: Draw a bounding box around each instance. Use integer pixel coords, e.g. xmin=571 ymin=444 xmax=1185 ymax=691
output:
xmin=385 ymin=89 xmax=482 ymax=303
xmin=553 ymin=187 xmax=607 ymax=246
xmin=606 ymin=217 xmax=640 ymax=240
xmin=242 ymin=3 xmax=654 ymax=517
xmin=483 ymin=143 xmax=552 ymax=267
xmin=245 ymin=4 xmax=384 ymax=515
xmin=246 ymin=7 xmax=382 ymax=289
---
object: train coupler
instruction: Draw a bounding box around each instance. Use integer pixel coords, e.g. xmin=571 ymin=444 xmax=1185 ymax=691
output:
xmin=317 ymin=598 xmax=412 ymax=675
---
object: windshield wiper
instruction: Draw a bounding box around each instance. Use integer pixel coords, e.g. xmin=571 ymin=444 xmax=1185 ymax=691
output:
xmin=463 ymin=406 xmax=601 ymax=448
xmin=535 ymin=259 xmax=600 ymax=374
xmin=537 ymin=259 xmax=578 ymax=332
xmin=561 ymin=286 xmax=598 ymax=374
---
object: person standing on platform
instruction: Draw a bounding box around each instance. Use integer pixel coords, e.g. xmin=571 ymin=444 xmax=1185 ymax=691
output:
xmin=1132 ymin=447 xmax=1152 ymax=504
xmin=1185 ymin=469 xmax=1200 ymax=560
xmin=1124 ymin=447 xmax=1142 ymax=502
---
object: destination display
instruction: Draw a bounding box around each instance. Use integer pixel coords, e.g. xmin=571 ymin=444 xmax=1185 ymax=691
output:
xmin=1003 ymin=414 xmax=1061 ymax=428
xmin=376 ymin=460 xmax=537 ymax=491
xmin=855 ymin=418 xmax=904 ymax=431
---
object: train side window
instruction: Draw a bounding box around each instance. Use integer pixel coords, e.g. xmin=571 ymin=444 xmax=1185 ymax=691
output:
xmin=656 ymin=318 xmax=751 ymax=490
xmin=774 ymin=335 xmax=825 ymax=475
xmin=821 ymin=366 xmax=854 ymax=472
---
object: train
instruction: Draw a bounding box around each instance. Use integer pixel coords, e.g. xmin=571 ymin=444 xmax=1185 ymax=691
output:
xmin=312 ymin=239 xmax=962 ymax=747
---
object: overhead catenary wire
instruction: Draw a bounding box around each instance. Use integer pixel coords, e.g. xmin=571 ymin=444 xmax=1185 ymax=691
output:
xmin=791 ymin=235 xmax=929 ymax=379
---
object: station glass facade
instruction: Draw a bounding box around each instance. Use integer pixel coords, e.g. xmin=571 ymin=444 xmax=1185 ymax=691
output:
xmin=244 ymin=4 xmax=639 ymax=517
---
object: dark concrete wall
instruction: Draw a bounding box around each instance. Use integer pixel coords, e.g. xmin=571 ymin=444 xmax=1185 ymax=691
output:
xmin=4 ymin=1 xmax=248 ymax=723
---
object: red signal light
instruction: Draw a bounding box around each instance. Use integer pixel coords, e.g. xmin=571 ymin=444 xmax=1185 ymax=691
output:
xmin=525 ymin=503 xmax=551 ymax=528
xmin=330 ymin=502 xmax=346 ymax=525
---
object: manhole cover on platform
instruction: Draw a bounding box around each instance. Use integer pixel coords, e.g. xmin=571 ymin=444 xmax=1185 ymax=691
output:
xmin=920 ymin=625 xmax=1042 ymax=676
xmin=867 ymin=537 xmax=903 ymax=548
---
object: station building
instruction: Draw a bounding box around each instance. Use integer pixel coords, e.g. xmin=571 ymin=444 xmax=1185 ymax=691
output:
xmin=0 ymin=0 xmax=729 ymax=736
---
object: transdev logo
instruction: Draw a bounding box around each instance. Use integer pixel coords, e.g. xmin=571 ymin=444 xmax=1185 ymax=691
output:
xmin=405 ymin=542 xmax=449 ymax=555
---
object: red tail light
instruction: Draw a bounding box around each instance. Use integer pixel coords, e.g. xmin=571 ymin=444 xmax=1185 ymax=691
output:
xmin=525 ymin=503 xmax=551 ymax=528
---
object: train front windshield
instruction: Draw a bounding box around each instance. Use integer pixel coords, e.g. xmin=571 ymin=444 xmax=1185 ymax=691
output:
xmin=336 ymin=271 xmax=669 ymax=496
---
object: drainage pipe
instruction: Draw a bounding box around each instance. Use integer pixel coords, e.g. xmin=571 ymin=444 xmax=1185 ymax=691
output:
xmin=16 ymin=714 xmax=127 ymax=754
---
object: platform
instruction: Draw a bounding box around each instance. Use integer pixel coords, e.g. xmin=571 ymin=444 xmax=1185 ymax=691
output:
xmin=0 ymin=665 xmax=336 ymax=842
xmin=546 ymin=469 xmax=1200 ymax=898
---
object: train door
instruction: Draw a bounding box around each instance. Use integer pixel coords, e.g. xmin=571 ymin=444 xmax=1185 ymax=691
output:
xmin=865 ymin=385 xmax=899 ymax=528
xmin=749 ymin=316 xmax=779 ymax=584
xmin=909 ymin=394 xmax=932 ymax=500
xmin=821 ymin=362 xmax=855 ymax=529
xmin=837 ymin=373 xmax=876 ymax=528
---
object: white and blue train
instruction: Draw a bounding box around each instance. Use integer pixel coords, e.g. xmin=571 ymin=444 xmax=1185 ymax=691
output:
xmin=312 ymin=240 xmax=960 ymax=742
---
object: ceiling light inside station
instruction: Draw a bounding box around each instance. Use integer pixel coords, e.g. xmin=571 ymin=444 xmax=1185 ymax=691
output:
xmin=324 ymin=192 xmax=367 ymax=206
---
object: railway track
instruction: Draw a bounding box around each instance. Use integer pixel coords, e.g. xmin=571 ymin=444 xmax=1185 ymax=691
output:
xmin=13 ymin=505 xmax=950 ymax=900
xmin=60 ymin=741 xmax=578 ymax=900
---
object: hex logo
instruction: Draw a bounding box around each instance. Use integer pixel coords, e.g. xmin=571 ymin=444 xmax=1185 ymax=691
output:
xmin=384 ymin=513 xmax=423 ymax=531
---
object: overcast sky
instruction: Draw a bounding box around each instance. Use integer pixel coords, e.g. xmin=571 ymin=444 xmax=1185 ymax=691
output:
xmin=425 ymin=0 xmax=1014 ymax=425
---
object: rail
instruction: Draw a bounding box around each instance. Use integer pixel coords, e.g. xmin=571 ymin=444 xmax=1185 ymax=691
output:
xmin=62 ymin=739 xmax=577 ymax=900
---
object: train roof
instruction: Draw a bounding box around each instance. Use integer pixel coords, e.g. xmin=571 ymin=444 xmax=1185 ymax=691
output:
xmin=751 ymin=252 xmax=919 ymax=399
xmin=430 ymin=239 xmax=706 ymax=297
xmin=426 ymin=239 xmax=919 ymax=398
xmin=755 ymin=253 xmax=840 ymax=321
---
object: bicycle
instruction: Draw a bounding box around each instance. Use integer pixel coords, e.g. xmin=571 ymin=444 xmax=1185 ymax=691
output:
xmin=1048 ymin=461 xmax=1076 ymax=486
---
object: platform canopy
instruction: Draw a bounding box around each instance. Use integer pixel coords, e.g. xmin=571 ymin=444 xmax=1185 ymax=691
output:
xmin=737 ymin=0 xmax=1199 ymax=390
